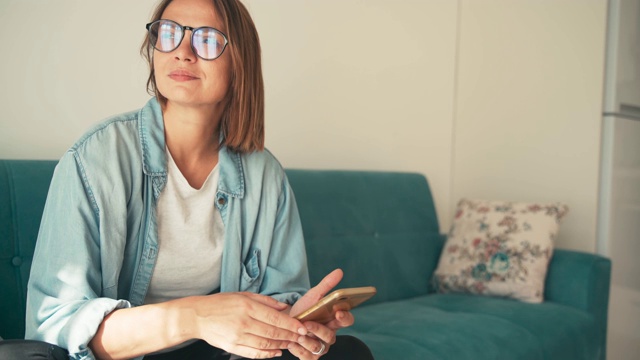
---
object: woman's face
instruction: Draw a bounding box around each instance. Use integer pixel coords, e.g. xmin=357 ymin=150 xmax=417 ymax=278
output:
xmin=153 ymin=0 xmax=232 ymax=110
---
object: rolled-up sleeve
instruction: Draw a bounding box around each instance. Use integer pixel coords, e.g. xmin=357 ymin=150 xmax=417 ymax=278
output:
xmin=25 ymin=151 xmax=131 ymax=360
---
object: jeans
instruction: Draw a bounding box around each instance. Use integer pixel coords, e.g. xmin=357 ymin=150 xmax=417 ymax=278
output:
xmin=0 ymin=336 xmax=374 ymax=360
xmin=145 ymin=336 xmax=374 ymax=360
xmin=0 ymin=340 xmax=69 ymax=360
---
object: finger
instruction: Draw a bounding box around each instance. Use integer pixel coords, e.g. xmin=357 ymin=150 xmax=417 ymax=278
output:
xmin=288 ymin=341 xmax=320 ymax=360
xmin=233 ymin=332 xmax=292 ymax=351
xmin=302 ymin=322 xmax=336 ymax=346
xmin=245 ymin=299 xmax=308 ymax=336
xmin=305 ymin=269 xmax=344 ymax=300
xmin=228 ymin=344 xmax=286 ymax=359
xmin=297 ymin=335 xmax=328 ymax=357
xmin=243 ymin=292 xmax=290 ymax=311
xmin=289 ymin=269 xmax=345 ymax=320
xmin=324 ymin=310 xmax=354 ymax=330
xmin=247 ymin=319 xmax=305 ymax=342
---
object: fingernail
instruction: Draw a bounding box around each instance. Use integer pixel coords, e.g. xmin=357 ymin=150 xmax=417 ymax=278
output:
xmin=298 ymin=327 xmax=308 ymax=335
xmin=276 ymin=351 xmax=282 ymax=357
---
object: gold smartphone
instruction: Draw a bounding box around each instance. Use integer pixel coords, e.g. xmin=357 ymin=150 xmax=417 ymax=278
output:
xmin=294 ymin=286 xmax=377 ymax=324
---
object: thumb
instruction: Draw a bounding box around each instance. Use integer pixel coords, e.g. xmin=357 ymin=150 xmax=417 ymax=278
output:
xmin=306 ymin=268 xmax=344 ymax=300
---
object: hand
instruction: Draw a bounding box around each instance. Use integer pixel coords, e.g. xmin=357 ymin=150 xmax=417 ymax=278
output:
xmin=288 ymin=269 xmax=355 ymax=359
xmin=184 ymin=292 xmax=308 ymax=359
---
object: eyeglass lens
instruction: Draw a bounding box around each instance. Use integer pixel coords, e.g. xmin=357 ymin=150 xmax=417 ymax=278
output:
xmin=148 ymin=20 xmax=226 ymax=60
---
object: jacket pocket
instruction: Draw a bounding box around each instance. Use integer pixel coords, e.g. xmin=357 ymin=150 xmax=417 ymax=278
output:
xmin=241 ymin=249 xmax=261 ymax=291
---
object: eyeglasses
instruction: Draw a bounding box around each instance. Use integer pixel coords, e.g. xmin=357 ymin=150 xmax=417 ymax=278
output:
xmin=146 ymin=19 xmax=229 ymax=61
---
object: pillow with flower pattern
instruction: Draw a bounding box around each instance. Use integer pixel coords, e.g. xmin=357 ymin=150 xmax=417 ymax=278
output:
xmin=432 ymin=198 xmax=569 ymax=303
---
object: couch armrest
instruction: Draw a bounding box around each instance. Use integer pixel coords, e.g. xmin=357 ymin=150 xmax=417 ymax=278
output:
xmin=544 ymin=249 xmax=611 ymax=359
xmin=545 ymin=249 xmax=611 ymax=314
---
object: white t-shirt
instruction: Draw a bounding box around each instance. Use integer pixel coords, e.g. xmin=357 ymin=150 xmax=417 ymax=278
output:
xmin=144 ymin=149 xmax=224 ymax=305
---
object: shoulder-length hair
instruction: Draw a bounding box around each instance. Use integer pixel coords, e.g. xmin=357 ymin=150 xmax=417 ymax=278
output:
xmin=141 ymin=0 xmax=265 ymax=153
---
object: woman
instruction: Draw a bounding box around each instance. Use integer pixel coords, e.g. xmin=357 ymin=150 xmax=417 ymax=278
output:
xmin=20 ymin=0 xmax=374 ymax=359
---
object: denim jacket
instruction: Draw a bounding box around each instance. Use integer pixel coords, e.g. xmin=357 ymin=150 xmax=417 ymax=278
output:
xmin=25 ymin=98 xmax=310 ymax=360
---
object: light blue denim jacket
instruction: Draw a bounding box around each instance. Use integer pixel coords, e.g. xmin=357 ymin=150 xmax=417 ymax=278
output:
xmin=25 ymin=98 xmax=310 ymax=360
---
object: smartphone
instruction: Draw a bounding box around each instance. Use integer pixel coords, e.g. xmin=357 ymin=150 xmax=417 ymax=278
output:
xmin=294 ymin=286 xmax=377 ymax=324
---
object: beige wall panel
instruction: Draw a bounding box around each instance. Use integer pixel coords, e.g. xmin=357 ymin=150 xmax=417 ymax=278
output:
xmin=452 ymin=0 xmax=607 ymax=251
xmin=0 ymin=0 xmax=158 ymax=160
xmin=246 ymin=0 xmax=459 ymax=231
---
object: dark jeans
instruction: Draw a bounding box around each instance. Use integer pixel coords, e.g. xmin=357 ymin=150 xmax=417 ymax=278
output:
xmin=145 ymin=335 xmax=374 ymax=360
xmin=0 ymin=340 xmax=69 ymax=360
xmin=0 ymin=336 xmax=374 ymax=360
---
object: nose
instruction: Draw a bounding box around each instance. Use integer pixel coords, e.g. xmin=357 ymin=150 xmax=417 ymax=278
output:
xmin=174 ymin=30 xmax=197 ymax=62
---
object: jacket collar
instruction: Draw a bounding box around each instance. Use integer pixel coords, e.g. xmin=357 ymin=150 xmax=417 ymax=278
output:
xmin=138 ymin=97 xmax=166 ymax=177
xmin=217 ymin=144 xmax=245 ymax=199
xmin=137 ymin=97 xmax=245 ymax=199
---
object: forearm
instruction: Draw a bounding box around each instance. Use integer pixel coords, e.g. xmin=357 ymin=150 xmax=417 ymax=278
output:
xmin=89 ymin=298 xmax=195 ymax=359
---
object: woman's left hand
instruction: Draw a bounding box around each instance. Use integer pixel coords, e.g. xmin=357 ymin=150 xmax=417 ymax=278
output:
xmin=288 ymin=269 xmax=355 ymax=358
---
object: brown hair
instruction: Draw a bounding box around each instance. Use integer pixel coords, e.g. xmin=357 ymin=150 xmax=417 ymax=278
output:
xmin=141 ymin=0 xmax=265 ymax=153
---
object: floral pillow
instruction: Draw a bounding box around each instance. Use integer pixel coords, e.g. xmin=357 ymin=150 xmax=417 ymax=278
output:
xmin=432 ymin=198 xmax=569 ymax=303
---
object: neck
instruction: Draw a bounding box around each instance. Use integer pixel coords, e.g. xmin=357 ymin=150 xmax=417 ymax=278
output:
xmin=162 ymin=101 xmax=223 ymax=163
xmin=161 ymin=101 xmax=223 ymax=189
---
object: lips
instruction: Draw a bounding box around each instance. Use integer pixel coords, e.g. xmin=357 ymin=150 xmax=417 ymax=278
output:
xmin=168 ymin=69 xmax=199 ymax=81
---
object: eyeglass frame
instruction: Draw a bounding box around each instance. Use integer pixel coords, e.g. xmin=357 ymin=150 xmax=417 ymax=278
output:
xmin=145 ymin=19 xmax=229 ymax=61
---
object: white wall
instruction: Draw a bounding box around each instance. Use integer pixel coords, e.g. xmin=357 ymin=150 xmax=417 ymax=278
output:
xmin=453 ymin=0 xmax=608 ymax=252
xmin=246 ymin=0 xmax=458 ymax=232
xmin=0 ymin=0 xmax=155 ymax=159
xmin=0 ymin=0 xmax=607 ymax=250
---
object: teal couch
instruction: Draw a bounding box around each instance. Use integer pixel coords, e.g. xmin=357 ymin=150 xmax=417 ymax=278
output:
xmin=1 ymin=160 xmax=611 ymax=359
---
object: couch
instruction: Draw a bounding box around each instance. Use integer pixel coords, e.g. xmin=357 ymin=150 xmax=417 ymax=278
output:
xmin=1 ymin=160 xmax=611 ymax=359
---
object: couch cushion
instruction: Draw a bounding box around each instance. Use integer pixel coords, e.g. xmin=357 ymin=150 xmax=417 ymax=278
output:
xmin=285 ymin=169 xmax=442 ymax=301
xmin=0 ymin=160 xmax=57 ymax=339
xmin=305 ymin=232 xmax=445 ymax=305
xmin=340 ymin=294 xmax=598 ymax=360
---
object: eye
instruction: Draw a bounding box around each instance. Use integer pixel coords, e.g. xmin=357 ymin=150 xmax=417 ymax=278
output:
xmin=160 ymin=32 xmax=175 ymax=40
xmin=195 ymin=28 xmax=222 ymax=46
xmin=158 ymin=22 xmax=181 ymax=39
xmin=202 ymin=37 xmax=217 ymax=45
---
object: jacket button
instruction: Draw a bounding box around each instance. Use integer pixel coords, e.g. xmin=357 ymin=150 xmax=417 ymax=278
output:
xmin=218 ymin=197 xmax=226 ymax=206
xmin=11 ymin=256 xmax=23 ymax=267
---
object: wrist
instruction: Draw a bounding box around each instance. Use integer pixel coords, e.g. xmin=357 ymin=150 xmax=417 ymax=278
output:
xmin=163 ymin=297 xmax=200 ymax=343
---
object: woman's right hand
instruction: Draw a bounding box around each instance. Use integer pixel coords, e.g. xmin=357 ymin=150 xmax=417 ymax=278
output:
xmin=181 ymin=292 xmax=308 ymax=359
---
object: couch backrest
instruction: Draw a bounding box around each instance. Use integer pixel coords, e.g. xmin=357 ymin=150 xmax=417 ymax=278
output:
xmin=286 ymin=169 xmax=444 ymax=306
xmin=0 ymin=160 xmax=57 ymax=339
